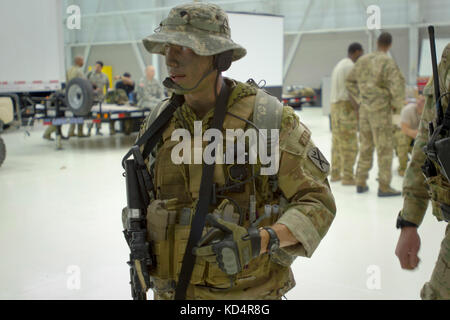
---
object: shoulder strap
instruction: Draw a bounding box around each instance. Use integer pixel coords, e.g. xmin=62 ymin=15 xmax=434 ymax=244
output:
xmin=253 ymin=88 xmax=283 ymax=130
xmin=121 ymin=95 xmax=184 ymax=168
xmin=252 ymin=89 xmax=283 ymax=155
xmin=175 ymin=82 xmax=231 ymax=300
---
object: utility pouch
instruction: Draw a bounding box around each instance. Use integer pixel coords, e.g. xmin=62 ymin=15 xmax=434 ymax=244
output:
xmin=147 ymin=199 xmax=177 ymax=242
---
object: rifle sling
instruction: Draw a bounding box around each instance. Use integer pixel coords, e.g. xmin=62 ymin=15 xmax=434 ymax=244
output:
xmin=122 ymin=94 xmax=185 ymax=168
xmin=175 ymin=82 xmax=231 ymax=300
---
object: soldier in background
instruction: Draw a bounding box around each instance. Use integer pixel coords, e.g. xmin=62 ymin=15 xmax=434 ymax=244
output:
xmin=329 ymin=42 xmax=363 ymax=185
xmin=112 ymin=73 xmax=135 ymax=135
xmin=136 ymin=65 xmax=165 ymax=110
xmin=346 ymin=32 xmax=405 ymax=197
xmin=44 ymin=56 xmax=86 ymax=140
xmin=86 ymin=61 xmax=110 ymax=136
xmin=394 ymin=94 xmax=425 ymax=176
xmin=395 ymin=43 xmax=450 ymax=300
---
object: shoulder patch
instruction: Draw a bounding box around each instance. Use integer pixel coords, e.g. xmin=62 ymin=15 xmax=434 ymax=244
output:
xmin=307 ymin=147 xmax=330 ymax=173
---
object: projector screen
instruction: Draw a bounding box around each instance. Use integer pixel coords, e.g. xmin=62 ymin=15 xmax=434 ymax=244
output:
xmin=224 ymin=12 xmax=284 ymax=98
xmin=419 ymin=38 xmax=450 ymax=77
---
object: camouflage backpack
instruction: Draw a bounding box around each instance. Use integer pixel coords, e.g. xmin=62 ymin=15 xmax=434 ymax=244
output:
xmin=105 ymin=88 xmax=129 ymax=105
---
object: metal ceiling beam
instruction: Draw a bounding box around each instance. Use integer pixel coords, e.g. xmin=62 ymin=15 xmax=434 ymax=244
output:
xmin=117 ymin=0 xmax=146 ymax=78
xmin=78 ymin=0 xmax=264 ymax=19
xmin=82 ymin=0 xmax=104 ymax=74
xmin=408 ymin=0 xmax=420 ymax=85
xmin=283 ymin=0 xmax=314 ymax=81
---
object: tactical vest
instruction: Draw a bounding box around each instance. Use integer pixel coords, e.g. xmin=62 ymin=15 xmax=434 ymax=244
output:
xmin=144 ymin=86 xmax=297 ymax=299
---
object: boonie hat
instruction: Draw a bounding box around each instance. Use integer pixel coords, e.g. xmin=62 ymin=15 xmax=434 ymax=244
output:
xmin=142 ymin=2 xmax=246 ymax=62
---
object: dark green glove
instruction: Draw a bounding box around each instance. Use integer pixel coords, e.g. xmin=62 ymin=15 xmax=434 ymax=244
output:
xmin=193 ymin=214 xmax=261 ymax=275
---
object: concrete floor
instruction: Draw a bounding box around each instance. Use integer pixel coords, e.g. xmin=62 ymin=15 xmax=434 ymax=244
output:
xmin=0 ymin=107 xmax=446 ymax=300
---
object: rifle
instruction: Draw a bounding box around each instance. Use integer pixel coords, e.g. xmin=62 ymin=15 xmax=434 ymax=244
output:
xmin=422 ymin=26 xmax=450 ymax=183
xmin=422 ymin=26 xmax=450 ymax=221
xmin=121 ymin=94 xmax=184 ymax=300
xmin=122 ymin=146 xmax=154 ymax=300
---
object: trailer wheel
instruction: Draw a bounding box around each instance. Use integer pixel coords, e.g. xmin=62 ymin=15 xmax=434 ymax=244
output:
xmin=0 ymin=136 xmax=6 ymax=167
xmin=65 ymin=78 xmax=94 ymax=116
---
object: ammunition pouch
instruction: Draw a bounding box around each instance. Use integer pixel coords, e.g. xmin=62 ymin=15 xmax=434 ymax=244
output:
xmin=426 ymin=175 xmax=450 ymax=222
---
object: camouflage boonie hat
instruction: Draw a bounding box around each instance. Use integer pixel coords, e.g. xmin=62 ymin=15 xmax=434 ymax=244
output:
xmin=142 ymin=2 xmax=246 ymax=62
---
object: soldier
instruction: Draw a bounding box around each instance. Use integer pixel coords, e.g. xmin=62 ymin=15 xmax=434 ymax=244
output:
xmin=44 ymin=56 xmax=86 ymax=140
xmin=86 ymin=61 xmax=110 ymax=136
xmin=136 ymin=65 xmax=165 ymax=111
xmin=330 ymin=42 xmax=364 ymax=185
xmin=130 ymin=2 xmax=336 ymax=300
xmin=394 ymin=94 xmax=425 ymax=176
xmin=111 ymin=73 xmax=135 ymax=135
xmin=346 ymin=32 xmax=405 ymax=197
xmin=395 ymin=43 xmax=450 ymax=300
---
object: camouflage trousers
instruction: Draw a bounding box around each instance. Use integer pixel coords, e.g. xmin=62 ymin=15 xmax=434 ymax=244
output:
xmin=330 ymin=101 xmax=359 ymax=181
xmin=393 ymin=128 xmax=413 ymax=172
xmin=421 ymin=223 xmax=450 ymax=300
xmin=355 ymin=107 xmax=394 ymax=189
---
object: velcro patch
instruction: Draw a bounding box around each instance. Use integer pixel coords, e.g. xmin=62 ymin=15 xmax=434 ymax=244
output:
xmin=307 ymin=147 xmax=330 ymax=173
xmin=299 ymin=129 xmax=311 ymax=146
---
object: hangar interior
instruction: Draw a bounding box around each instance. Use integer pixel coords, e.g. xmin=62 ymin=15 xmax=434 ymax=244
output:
xmin=0 ymin=0 xmax=449 ymax=300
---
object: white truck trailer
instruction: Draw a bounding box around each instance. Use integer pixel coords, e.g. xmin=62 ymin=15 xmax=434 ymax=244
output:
xmin=0 ymin=0 xmax=150 ymax=156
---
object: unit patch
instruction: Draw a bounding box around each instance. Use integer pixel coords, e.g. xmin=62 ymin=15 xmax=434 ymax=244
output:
xmin=307 ymin=147 xmax=330 ymax=173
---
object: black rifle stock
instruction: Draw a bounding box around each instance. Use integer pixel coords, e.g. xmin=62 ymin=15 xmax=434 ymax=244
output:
xmin=121 ymin=94 xmax=184 ymax=300
xmin=123 ymin=147 xmax=154 ymax=300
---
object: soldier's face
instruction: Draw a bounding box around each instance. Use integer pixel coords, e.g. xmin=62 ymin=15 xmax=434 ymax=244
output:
xmin=165 ymin=44 xmax=214 ymax=89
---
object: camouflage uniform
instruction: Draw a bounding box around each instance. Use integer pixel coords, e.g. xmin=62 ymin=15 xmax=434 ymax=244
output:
xmin=87 ymin=71 xmax=110 ymax=100
xmin=134 ymin=2 xmax=336 ymax=300
xmin=393 ymin=127 xmax=413 ymax=175
xmin=65 ymin=65 xmax=87 ymax=138
xmin=136 ymin=77 xmax=165 ymax=110
xmin=331 ymin=101 xmax=358 ymax=182
xmin=330 ymin=58 xmax=359 ymax=183
xmin=87 ymin=71 xmax=110 ymax=134
xmin=399 ymin=43 xmax=450 ymax=300
xmin=346 ymin=51 xmax=405 ymax=191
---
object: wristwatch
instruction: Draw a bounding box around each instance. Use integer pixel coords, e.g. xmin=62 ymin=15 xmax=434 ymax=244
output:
xmin=263 ymin=227 xmax=280 ymax=254
xmin=396 ymin=212 xmax=418 ymax=229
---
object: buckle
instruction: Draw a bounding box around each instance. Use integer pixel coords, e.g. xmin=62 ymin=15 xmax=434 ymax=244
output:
xmin=441 ymin=203 xmax=450 ymax=222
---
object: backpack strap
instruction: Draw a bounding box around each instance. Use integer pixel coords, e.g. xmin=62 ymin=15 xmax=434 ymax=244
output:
xmin=252 ymin=89 xmax=283 ymax=132
xmin=252 ymin=89 xmax=283 ymax=185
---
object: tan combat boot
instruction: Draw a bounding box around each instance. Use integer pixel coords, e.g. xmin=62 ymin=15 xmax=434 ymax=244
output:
xmin=378 ymin=185 xmax=401 ymax=197
xmin=342 ymin=177 xmax=356 ymax=186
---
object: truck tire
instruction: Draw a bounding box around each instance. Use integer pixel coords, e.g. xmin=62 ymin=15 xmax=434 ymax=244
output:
xmin=0 ymin=136 xmax=5 ymax=167
xmin=65 ymin=78 xmax=94 ymax=116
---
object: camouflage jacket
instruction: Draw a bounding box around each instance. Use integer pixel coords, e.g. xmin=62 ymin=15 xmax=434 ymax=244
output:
xmin=136 ymin=77 xmax=165 ymax=110
xmin=138 ymin=79 xmax=337 ymax=259
xmin=66 ymin=66 xmax=85 ymax=82
xmin=400 ymin=43 xmax=450 ymax=226
xmin=346 ymin=51 xmax=405 ymax=113
xmin=87 ymin=71 xmax=110 ymax=98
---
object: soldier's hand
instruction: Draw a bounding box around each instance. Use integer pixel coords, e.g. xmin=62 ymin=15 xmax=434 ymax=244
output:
xmin=395 ymin=226 xmax=421 ymax=270
xmin=193 ymin=214 xmax=261 ymax=275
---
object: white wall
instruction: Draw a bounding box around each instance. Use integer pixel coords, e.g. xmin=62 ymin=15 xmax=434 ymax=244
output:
xmin=283 ymin=26 xmax=449 ymax=89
